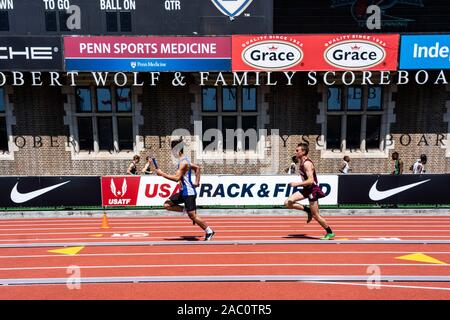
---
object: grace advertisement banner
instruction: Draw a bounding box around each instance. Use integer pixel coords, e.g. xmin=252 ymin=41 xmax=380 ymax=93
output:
xmin=101 ymin=175 xmax=339 ymax=207
xmin=232 ymin=34 xmax=399 ymax=72
xmin=64 ymin=36 xmax=231 ymax=71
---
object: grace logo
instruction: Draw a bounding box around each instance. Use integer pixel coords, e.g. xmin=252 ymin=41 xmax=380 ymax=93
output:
xmin=211 ymin=0 xmax=254 ymax=18
xmin=324 ymin=40 xmax=386 ymax=69
xmin=242 ymin=41 xmax=303 ymax=70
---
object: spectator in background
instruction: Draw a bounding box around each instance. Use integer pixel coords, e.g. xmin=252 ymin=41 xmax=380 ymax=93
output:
xmin=339 ymin=156 xmax=351 ymax=174
xmin=141 ymin=156 xmax=155 ymax=175
xmin=412 ymin=154 xmax=427 ymax=174
xmin=127 ymin=155 xmax=140 ymax=175
xmin=285 ymin=155 xmax=298 ymax=175
xmin=391 ymin=152 xmax=403 ymax=175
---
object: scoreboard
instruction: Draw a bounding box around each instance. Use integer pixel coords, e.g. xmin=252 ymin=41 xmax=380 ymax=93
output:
xmin=0 ymin=0 xmax=273 ymax=35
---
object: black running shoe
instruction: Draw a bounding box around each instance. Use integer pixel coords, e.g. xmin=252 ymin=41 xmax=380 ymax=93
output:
xmin=204 ymin=231 xmax=215 ymax=241
xmin=304 ymin=206 xmax=312 ymax=224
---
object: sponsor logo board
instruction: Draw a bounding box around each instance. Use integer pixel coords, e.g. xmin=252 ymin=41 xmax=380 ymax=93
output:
xmin=101 ymin=175 xmax=339 ymax=206
xmin=400 ymin=35 xmax=450 ymax=69
xmin=64 ymin=36 xmax=231 ymax=71
xmin=338 ymin=174 xmax=450 ymax=205
xmin=0 ymin=37 xmax=63 ymax=70
xmin=232 ymin=34 xmax=399 ymax=71
xmin=101 ymin=176 xmax=141 ymax=206
xmin=0 ymin=177 xmax=101 ymax=207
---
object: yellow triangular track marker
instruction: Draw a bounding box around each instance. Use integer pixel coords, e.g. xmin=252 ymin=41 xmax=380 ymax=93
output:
xmin=47 ymin=246 xmax=85 ymax=256
xmin=89 ymin=234 xmax=104 ymax=237
xmin=336 ymin=238 xmax=349 ymax=241
xmin=395 ymin=253 xmax=446 ymax=265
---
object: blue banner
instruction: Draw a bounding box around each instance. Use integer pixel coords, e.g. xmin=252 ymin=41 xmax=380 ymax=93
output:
xmin=400 ymin=35 xmax=450 ymax=69
xmin=65 ymin=58 xmax=231 ymax=72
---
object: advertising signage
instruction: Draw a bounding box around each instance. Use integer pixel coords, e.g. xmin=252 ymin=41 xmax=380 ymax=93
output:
xmin=400 ymin=35 xmax=450 ymax=70
xmin=338 ymin=174 xmax=450 ymax=205
xmin=0 ymin=177 xmax=102 ymax=208
xmin=101 ymin=175 xmax=339 ymax=207
xmin=64 ymin=36 xmax=231 ymax=71
xmin=232 ymin=34 xmax=399 ymax=72
xmin=0 ymin=36 xmax=63 ymax=71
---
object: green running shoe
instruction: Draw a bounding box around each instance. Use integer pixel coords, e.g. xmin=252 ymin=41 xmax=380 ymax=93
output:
xmin=320 ymin=233 xmax=335 ymax=240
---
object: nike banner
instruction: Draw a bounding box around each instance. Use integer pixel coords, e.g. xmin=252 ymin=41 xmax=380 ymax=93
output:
xmin=0 ymin=177 xmax=102 ymax=208
xmin=338 ymin=174 xmax=450 ymax=205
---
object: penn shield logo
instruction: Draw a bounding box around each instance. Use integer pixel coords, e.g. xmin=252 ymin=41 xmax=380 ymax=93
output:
xmin=324 ymin=40 xmax=386 ymax=69
xmin=211 ymin=0 xmax=254 ymax=18
xmin=242 ymin=40 xmax=303 ymax=70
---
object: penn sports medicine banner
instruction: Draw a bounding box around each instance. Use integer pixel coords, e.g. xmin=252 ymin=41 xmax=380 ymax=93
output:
xmin=232 ymin=34 xmax=399 ymax=72
xmin=0 ymin=176 xmax=102 ymax=208
xmin=101 ymin=175 xmax=339 ymax=207
xmin=338 ymin=174 xmax=450 ymax=205
xmin=64 ymin=36 xmax=231 ymax=71
xmin=400 ymin=35 xmax=450 ymax=69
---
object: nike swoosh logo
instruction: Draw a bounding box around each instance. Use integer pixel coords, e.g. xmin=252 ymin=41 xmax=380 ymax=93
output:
xmin=369 ymin=179 xmax=431 ymax=201
xmin=10 ymin=181 xmax=70 ymax=204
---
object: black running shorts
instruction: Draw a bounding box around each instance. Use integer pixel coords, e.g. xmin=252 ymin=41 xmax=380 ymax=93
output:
xmin=168 ymin=192 xmax=197 ymax=212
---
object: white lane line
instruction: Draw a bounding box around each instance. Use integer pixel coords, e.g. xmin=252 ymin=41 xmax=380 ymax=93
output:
xmin=1 ymin=218 xmax=450 ymax=225
xmin=3 ymin=235 xmax=450 ymax=242
xmin=1 ymin=251 xmax=450 ymax=259
xmin=0 ymin=263 xmax=449 ymax=271
xmin=3 ymin=229 xmax=450 ymax=236
xmin=304 ymin=281 xmax=450 ymax=291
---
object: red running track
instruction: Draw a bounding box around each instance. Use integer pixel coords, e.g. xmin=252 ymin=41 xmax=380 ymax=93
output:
xmin=0 ymin=215 xmax=450 ymax=299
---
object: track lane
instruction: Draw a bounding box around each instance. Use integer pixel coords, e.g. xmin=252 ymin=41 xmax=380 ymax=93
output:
xmin=1 ymin=215 xmax=450 ymax=299
xmin=2 ymin=282 xmax=450 ymax=300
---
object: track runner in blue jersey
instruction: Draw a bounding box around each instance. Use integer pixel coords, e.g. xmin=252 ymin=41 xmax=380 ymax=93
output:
xmin=156 ymin=138 xmax=215 ymax=241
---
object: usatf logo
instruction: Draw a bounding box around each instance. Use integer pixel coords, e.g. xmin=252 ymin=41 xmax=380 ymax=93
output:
xmin=101 ymin=176 xmax=139 ymax=206
xmin=242 ymin=40 xmax=303 ymax=70
xmin=330 ymin=0 xmax=423 ymax=27
xmin=110 ymin=178 xmax=127 ymax=198
xmin=324 ymin=39 xmax=386 ymax=69
xmin=211 ymin=0 xmax=254 ymax=18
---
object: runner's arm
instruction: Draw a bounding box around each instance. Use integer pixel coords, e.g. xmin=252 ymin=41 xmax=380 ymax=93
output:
xmin=290 ymin=162 xmax=315 ymax=187
xmin=157 ymin=162 xmax=187 ymax=182
xmin=190 ymin=163 xmax=201 ymax=187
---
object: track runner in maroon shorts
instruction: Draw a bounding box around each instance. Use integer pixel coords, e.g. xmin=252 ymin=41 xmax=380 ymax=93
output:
xmin=284 ymin=143 xmax=335 ymax=240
